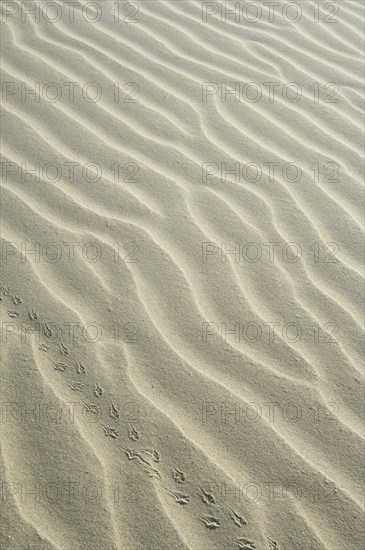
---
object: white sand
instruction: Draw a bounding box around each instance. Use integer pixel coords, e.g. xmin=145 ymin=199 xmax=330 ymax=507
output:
xmin=1 ymin=1 xmax=364 ymax=549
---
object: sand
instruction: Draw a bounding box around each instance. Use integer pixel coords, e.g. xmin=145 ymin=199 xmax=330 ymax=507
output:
xmin=0 ymin=1 xmax=364 ymax=549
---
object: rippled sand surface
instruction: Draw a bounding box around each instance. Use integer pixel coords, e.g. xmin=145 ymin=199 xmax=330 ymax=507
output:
xmin=1 ymin=1 xmax=364 ymax=549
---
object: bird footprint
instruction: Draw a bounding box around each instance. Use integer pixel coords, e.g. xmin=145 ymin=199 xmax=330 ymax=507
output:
xmin=124 ymin=448 xmax=141 ymax=461
xmin=201 ymin=516 xmax=220 ymax=529
xmin=172 ymin=467 xmax=186 ymax=483
xmin=109 ymin=403 xmax=119 ymax=420
xmin=29 ymin=309 xmax=38 ymax=320
xmin=237 ymin=538 xmax=256 ymax=550
xmin=144 ymin=465 xmax=162 ymax=479
xmin=267 ymin=538 xmax=280 ymax=549
xmin=68 ymin=381 xmax=85 ymax=391
xmin=76 ymin=359 xmax=86 ymax=375
xmin=44 ymin=323 xmax=52 ymax=338
xmin=199 ymin=486 xmax=216 ymax=505
xmin=94 ymin=383 xmax=103 ymax=397
xmin=38 ymin=343 xmax=49 ymax=352
xmin=164 ymin=487 xmax=189 ymax=505
xmin=123 ymin=448 xmax=150 ymax=466
xmin=108 ymin=403 xmax=118 ymax=419
xmin=102 ymin=425 xmax=118 ymax=438
xmin=7 ymin=310 xmax=19 ymax=318
xmin=59 ymin=342 xmax=69 ymax=356
xmin=2 ymin=285 xmax=13 ymax=296
xmin=82 ymin=401 xmax=99 ymax=414
xmin=142 ymin=449 xmax=160 ymax=462
xmin=230 ymin=508 xmax=247 ymax=527
xmin=128 ymin=425 xmax=140 ymax=441
xmin=51 ymin=361 xmax=68 ymax=372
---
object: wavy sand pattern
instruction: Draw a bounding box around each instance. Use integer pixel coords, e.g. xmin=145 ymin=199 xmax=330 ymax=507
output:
xmin=0 ymin=1 xmax=364 ymax=549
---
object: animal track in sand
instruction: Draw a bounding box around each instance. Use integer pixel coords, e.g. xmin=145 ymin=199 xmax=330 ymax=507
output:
xmin=76 ymin=359 xmax=86 ymax=375
xmin=123 ymin=448 xmax=150 ymax=465
xmin=198 ymin=486 xmax=216 ymax=505
xmin=102 ymin=425 xmax=118 ymax=438
xmin=7 ymin=310 xmax=19 ymax=318
xmin=44 ymin=323 xmax=52 ymax=338
xmin=82 ymin=401 xmax=100 ymax=414
xmin=128 ymin=425 xmax=140 ymax=441
xmin=1 ymin=285 xmax=13 ymax=296
xmin=229 ymin=508 xmax=247 ymax=527
xmin=109 ymin=403 xmax=119 ymax=419
xmin=267 ymin=537 xmax=280 ymax=549
xmin=51 ymin=360 xmax=68 ymax=372
xmin=124 ymin=448 xmax=142 ymax=462
xmin=143 ymin=464 xmax=162 ymax=479
xmin=12 ymin=294 xmax=21 ymax=305
xmin=172 ymin=467 xmax=186 ymax=483
xmin=93 ymin=383 xmax=103 ymax=397
xmin=29 ymin=309 xmax=38 ymax=320
xmin=163 ymin=487 xmax=190 ymax=505
xmin=200 ymin=516 xmax=220 ymax=529
xmin=122 ymin=448 xmax=163 ymax=478
xmin=38 ymin=343 xmax=49 ymax=352
xmin=237 ymin=538 xmax=256 ymax=550
xmin=67 ymin=381 xmax=85 ymax=391
xmin=142 ymin=449 xmax=161 ymax=462
xmin=59 ymin=342 xmax=69 ymax=356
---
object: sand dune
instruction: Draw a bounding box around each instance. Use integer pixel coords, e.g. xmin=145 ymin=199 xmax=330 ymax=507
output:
xmin=1 ymin=1 xmax=364 ymax=549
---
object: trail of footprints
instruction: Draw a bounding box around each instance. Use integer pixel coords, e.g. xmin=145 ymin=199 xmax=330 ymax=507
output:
xmin=1 ymin=282 xmax=282 ymax=550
